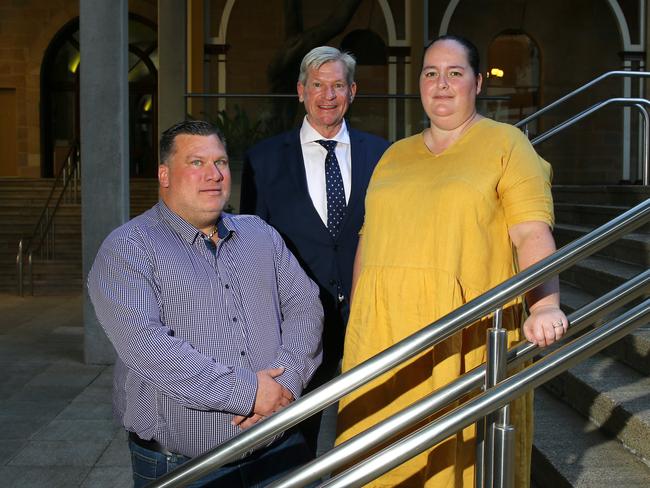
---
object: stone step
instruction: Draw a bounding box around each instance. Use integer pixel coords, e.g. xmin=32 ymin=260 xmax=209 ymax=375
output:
xmin=0 ymin=186 xmax=55 ymax=196
xmin=0 ymin=197 xmax=55 ymax=207
xmin=0 ymin=177 xmax=158 ymax=295
xmin=555 ymin=202 xmax=650 ymax=232
xmin=1 ymin=261 xmax=80 ymax=275
xmin=559 ymin=255 xmax=642 ymax=298
xmin=544 ymin=352 xmax=650 ymax=463
xmin=554 ymin=223 xmax=649 ymax=267
xmin=0 ymin=200 xmax=80 ymax=210
xmin=558 ymin=281 xmax=594 ymax=313
xmin=552 ymin=185 xmax=650 ymax=206
xmin=1 ymin=279 xmax=83 ymax=295
xmin=559 ymin=281 xmax=650 ymax=376
xmin=532 ymin=388 xmax=650 ymax=487
xmin=0 ymin=178 xmax=55 ymax=185
xmin=0 ymin=217 xmax=81 ymax=230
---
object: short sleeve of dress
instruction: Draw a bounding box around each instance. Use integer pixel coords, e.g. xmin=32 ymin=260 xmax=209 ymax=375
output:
xmin=498 ymin=128 xmax=554 ymax=229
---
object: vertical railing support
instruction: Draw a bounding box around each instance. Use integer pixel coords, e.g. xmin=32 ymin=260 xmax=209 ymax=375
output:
xmin=634 ymin=103 xmax=649 ymax=185
xmin=493 ymin=404 xmax=515 ymax=488
xmin=475 ymin=416 xmax=486 ymax=487
xmin=16 ymin=239 xmax=23 ymax=296
xmin=28 ymin=251 xmax=33 ymax=296
xmin=479 ymin=308 xmax=509 ymax=488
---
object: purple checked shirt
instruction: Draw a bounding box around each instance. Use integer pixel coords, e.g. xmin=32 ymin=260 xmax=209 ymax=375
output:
xmin=88 ymin=201 xmax=323 ymax=458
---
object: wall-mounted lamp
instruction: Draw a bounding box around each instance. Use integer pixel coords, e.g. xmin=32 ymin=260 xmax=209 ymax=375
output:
xmin=69 ymin=53 xmax=80 ymax=74
xmin=489 ymin=68 xmax=504 ymax=78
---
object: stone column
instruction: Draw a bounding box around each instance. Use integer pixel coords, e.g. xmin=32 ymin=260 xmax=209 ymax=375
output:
xmin=158 ymin=0 xmax=187 ymax=139
xmin=80 ymin=0 xmax=129 ymax=364
xmin=187 ymin=0 xmax=204 ymax=119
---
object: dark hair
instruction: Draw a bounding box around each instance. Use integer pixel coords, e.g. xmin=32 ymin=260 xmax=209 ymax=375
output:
xmin=159 ymin=120 xmax=226 ymax=164
xmin=424 ymin=34 xmax=480 ymax=76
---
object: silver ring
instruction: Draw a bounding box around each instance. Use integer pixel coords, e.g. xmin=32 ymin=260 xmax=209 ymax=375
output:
xmin=553 ymin=321 xmax=563 ymax=329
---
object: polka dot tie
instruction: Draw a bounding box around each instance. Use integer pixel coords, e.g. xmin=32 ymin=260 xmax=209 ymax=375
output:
xmin=317 ymin=139 xmax=347 ymax=238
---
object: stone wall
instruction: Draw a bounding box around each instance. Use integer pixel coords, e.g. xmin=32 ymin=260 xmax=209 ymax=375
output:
xmin=432 ymin=0 xmax=639 ymax=184
xmin=0 ymin=0 xmax=155 ymax=177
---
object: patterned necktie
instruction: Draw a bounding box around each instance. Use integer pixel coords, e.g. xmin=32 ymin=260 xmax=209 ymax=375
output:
xmin=317 ymin=139 xmax=347 ymax=238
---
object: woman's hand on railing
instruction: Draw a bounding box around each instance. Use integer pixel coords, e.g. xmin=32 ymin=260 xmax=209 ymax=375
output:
xmin=523 ymin=304 xmax=568 ymax=347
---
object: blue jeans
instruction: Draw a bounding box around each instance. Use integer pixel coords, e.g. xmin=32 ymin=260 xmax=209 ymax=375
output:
xmin=129 ymin=429 xmax=316 ymax=487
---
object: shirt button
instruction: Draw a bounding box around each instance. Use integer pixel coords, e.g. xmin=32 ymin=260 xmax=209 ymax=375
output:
xmin=224 ymin=284 xmax=230 ymax=289
xmin=232 ymin=317 xmax=237 ymax=322
xmin=240 ymin=351 xmax=246 ymax=356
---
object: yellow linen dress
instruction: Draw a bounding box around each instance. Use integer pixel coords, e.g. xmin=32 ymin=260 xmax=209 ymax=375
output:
xmin=336 ymin=118 xmax=554 ymax=487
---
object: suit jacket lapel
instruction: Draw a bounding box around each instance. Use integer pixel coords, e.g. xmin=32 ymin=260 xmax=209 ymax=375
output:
xmin=345 ymin=128 xmax=366 ymax=228
xmin=285 ymin=129 xmax=331 ymax=237
xmin=284 ymin=129 xmax=310 ymax=195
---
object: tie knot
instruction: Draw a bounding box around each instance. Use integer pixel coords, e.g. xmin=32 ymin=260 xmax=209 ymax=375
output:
xmin=317 ymin=139 xmax=337 ymax=153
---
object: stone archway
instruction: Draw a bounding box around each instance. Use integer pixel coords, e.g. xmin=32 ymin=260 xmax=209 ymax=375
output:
xmin=438 ymin=0 xmax=642 ymax=51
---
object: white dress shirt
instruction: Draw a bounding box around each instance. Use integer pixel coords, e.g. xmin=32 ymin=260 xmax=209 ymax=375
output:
xmin=299 ymin=117 xmax=352 ymax=226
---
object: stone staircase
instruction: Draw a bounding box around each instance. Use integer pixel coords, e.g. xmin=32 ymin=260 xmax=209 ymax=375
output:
xmin=0 ymin=178 xmax=159 ymax=295
xmin=531 ymin=185 xmax=650 ymax=487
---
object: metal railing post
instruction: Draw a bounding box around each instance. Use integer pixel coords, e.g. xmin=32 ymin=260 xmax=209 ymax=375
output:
xmin=475 ymin=418 xmax=486 ymax=487
xmin=28 ymin=251 xmax=33 ymax=296
xmin=635 ymin=103 xmax=650 ymax=185
xmin=492 ymin=406 xmax=515 ymax=488
xmin=51 ymin=219 xmax=56 ymax=258
xmin=482 ymin=308 xmax=508 ymax=488
xmin=16 ymin=239 xmax=23 ymax=296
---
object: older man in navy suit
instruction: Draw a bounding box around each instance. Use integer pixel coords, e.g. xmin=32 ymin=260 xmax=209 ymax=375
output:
xmin=240 ymin=46 xmax=389 ymax=455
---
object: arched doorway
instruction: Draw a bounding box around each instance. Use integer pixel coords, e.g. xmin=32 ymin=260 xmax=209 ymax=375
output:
xmin=40 ymin=14 xmax=158 ymax=177
xmin=484 ymin=30 xmax=541 ymax=125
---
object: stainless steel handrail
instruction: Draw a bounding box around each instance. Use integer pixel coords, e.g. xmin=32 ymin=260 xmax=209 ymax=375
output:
xmin=515 ymin=70 xmax=650 ymax=131
xmin=16 ymin=239 xmax=23 ymax=296
xmin=15 ymin=143 xmax=80 ymax=295
xmin=270 ymin=269 xmax=650 ymax=487
xmin=147 ymin=198 xmax=650 ymax=488
xmin=185 ymin=92 xmax=510 ymax=101
xmin=322 ymin=299 xmax=650 ymax=487
xmin=528 ymin=97 xmax=650 ymax=185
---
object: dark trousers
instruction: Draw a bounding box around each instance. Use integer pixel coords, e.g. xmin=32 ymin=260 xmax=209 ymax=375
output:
xmin=129 ymin=429 xmax=314 ymax=487
xmin=300 ymin=301 xmax=347 ymax=456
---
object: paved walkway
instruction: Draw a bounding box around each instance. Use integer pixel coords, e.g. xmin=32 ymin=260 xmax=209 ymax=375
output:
xmin=0 ymin=293 xmax=337 ymax=488
xmin=0 ymin=294 xmax=131 ymax=488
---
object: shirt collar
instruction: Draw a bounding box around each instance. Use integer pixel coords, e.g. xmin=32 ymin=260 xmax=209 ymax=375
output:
xmin=299 ymin=116 xmax=350 ymax=146
xmin=156 ymin=200 xmax=235 ymax=244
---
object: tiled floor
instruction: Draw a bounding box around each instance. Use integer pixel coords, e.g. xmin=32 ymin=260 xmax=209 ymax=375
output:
xmin=0 ymin=294 xmax=131 ymax=488
xmin=0 ymin=293 xmax=337 ymax=488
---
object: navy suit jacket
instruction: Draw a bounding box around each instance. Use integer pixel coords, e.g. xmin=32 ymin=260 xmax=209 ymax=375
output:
xmin=240 ymin=126 xmax=389 ymax=364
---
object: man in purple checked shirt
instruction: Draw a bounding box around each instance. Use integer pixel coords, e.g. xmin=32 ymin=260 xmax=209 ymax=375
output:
xmin=88 ymin=120 xmax=323 ymax=487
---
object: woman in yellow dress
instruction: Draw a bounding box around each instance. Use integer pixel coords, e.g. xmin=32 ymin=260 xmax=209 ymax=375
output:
xmin=336 ymin=35 xmax=568 ymax=487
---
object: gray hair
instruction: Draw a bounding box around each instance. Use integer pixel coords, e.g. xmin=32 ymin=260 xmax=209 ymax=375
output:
xmin=298 ymin=46 xmax=356 ymax=86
